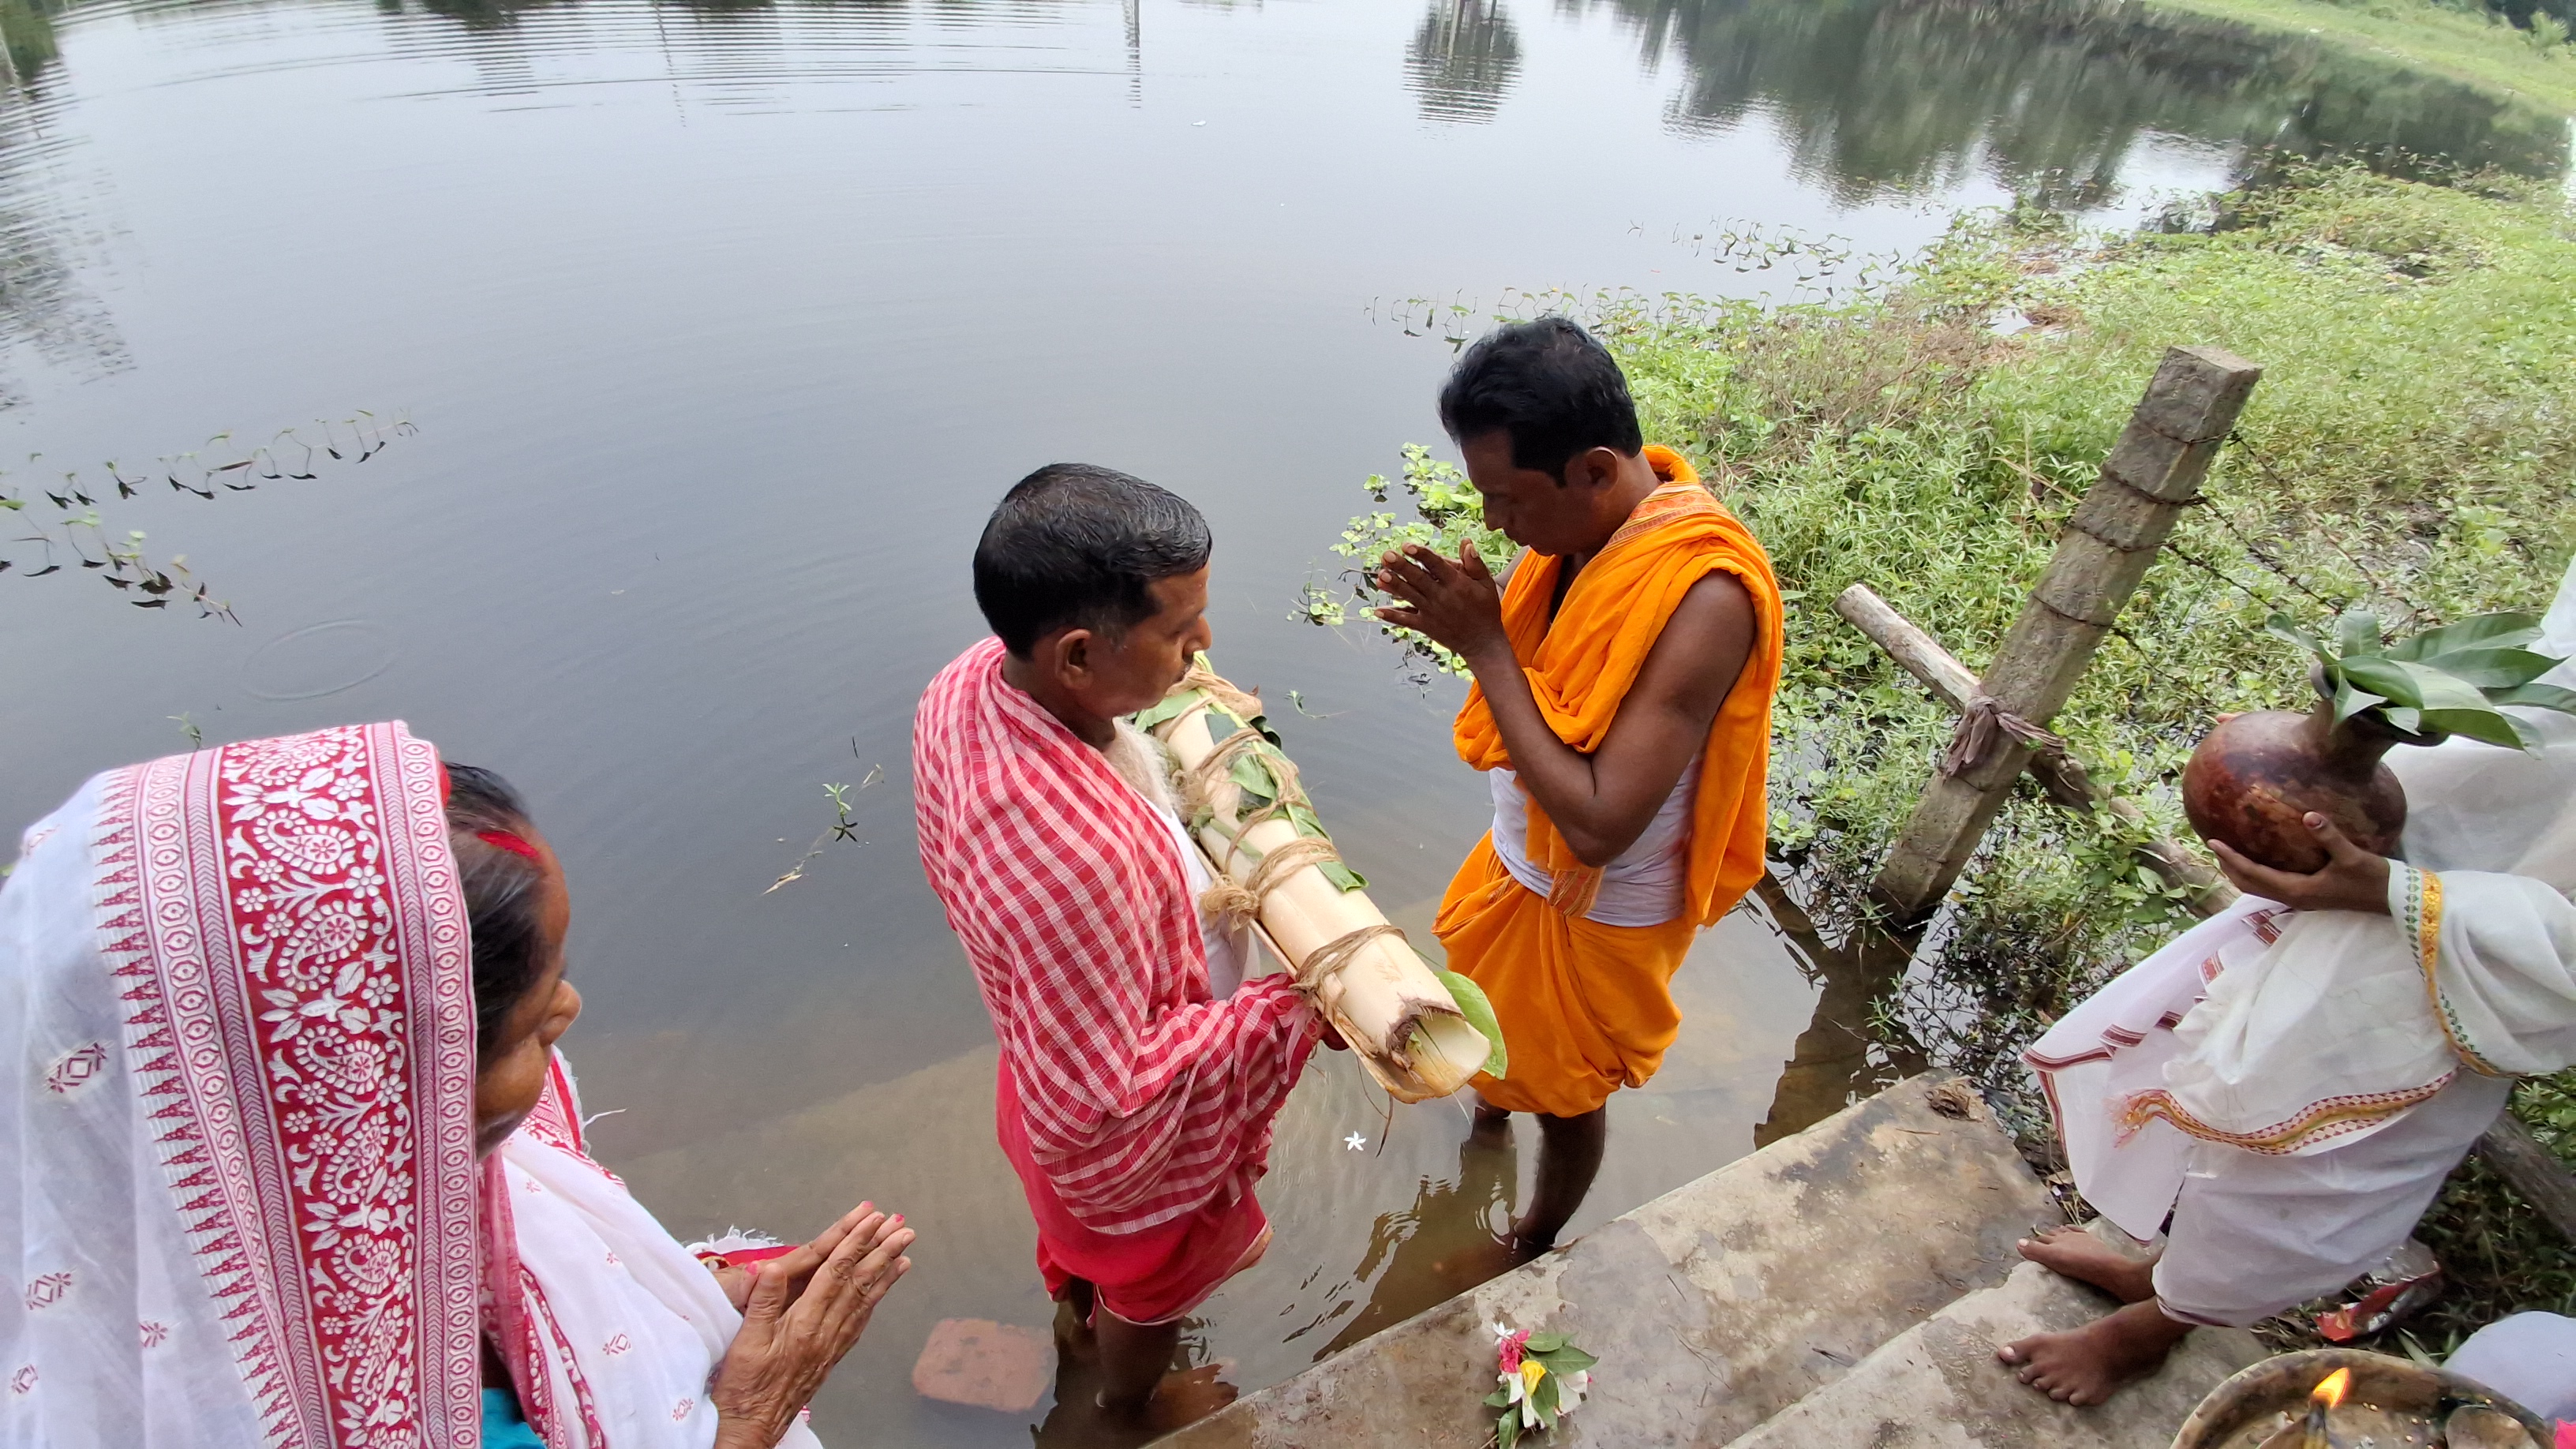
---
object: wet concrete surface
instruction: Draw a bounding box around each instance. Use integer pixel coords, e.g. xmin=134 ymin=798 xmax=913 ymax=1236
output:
xmin=1159 ymin=1075 xmax=2063 ymax=1449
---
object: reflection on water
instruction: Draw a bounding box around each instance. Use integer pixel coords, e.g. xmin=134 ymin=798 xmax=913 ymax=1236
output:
xmin=1587 ymin=0 xmax=2569 ymax=200
xmin=1749 ymin=871 xmax=1926 ymax=1147
xmin=1404 ymin=0 xmax=1519 ymax=123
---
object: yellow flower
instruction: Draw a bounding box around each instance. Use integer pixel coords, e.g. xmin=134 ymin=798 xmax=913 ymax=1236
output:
xmin=1520 ymin=1360 xmax=1547 ymax=1393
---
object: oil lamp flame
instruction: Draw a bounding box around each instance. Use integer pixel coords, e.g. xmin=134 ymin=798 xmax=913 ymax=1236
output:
xmin=2301 ymin=1367 xmax=2353 ymax=1449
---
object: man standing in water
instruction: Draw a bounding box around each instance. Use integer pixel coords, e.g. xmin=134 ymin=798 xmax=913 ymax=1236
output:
xmin=914 ymin=464 xmax=1331 ymax=1432
xmin=1374 ymin=318 xmax=1783 ymax=1264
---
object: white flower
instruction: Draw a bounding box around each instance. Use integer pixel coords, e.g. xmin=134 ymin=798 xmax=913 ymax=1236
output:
xmin=1558 ymin=1369 xmax=1589 ymax=1414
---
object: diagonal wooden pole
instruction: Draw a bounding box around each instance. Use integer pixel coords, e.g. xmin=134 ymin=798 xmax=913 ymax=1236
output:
xmin=1870 ymin=345 xmax=2263 ymax=922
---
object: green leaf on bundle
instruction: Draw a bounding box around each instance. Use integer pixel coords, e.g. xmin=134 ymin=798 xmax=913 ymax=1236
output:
xmin=1319 ymin=860 xmax=1369 ymax=892
xmin=1437 ymin=968 xmax=1508 ymax=1078
xmin=1131 ymin=692 xmax=1204 ymax=732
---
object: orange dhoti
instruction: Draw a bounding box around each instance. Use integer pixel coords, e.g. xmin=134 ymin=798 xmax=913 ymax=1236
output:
xmin=1443 ymin=446 xmax=1784 ymax=1121
xmin=1436 ymin=837 xmax=1698 ymax=1117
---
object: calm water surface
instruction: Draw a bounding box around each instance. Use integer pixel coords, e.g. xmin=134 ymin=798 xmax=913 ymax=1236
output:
xmin=0 ymin=0 xmax=2559 ymax=1441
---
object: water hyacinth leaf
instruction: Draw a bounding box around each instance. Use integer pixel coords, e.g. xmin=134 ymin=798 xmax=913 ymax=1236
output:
xmin=2418 ymin=647 xmax=2561 ymax=691
xmin=1435 ymin=968 xmax=1507 ymax=1078
xmin=2488 ymin=682 xmax=2576 ymax=714
xmin=2385 ymin=611 xmax=2541 ymax=663
xmin=2335 ymin=610 xmax=2386 ymax=660
xmin=2418 ymin=707 xmax=2537 ymax=751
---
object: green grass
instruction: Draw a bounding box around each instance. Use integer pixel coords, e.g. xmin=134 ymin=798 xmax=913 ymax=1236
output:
xmin=2143 ymin=0 xmax=2576 ymax=112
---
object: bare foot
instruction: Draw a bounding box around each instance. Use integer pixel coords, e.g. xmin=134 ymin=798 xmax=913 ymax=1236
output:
xmin=1996 ymin=1300 xmax=2193 ymax=1406
xmin=2016 ymin=1225 xmax=2156 ymax=1304
xmin=1428 ymin=1231 xmax=1542 ymax=1294
xmin=1133 ymin=1365 xmax=1238 ymax=1432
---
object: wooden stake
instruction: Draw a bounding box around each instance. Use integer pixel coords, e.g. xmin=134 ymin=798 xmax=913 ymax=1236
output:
xmin=1836 ymin=583 xmax=2237 ymax=917
xmin=1871 ymin=345 xmax=2262 ymax=921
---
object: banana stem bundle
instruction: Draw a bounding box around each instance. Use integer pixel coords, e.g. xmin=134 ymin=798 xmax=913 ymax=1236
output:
xmin=1136 ymin=658 xmax=1503 ymax=1103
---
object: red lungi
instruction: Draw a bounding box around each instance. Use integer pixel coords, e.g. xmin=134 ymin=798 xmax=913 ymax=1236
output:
xmin=995 ymin=1061 xmax=1267 ymax=1326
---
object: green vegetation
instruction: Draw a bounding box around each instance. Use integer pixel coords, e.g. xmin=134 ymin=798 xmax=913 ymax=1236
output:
xmin=1317 ymin=158 xmax=2576 ymax=1332
xmin=2142 ymin=0 xmax=2576 ymax=111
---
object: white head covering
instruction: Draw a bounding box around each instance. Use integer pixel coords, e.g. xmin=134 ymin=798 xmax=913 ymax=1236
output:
xmin=0 ymin=722 xmax=822 ymax=1449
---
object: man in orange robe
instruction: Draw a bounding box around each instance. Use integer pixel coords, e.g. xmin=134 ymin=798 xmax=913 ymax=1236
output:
xmin=1375 ymin=317 xmax=1782 ymax=1260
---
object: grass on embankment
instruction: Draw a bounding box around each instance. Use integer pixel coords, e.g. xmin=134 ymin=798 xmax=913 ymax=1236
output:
xmin=1600 ymin=163 xmax=2576 ymax=1344
xmin=2144 ymin=0 xmax=2576 ymax=113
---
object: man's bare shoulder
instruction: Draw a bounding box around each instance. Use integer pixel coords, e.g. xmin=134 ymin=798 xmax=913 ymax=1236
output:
xmin=1636 ymin=569 xmax=1758 ymax=710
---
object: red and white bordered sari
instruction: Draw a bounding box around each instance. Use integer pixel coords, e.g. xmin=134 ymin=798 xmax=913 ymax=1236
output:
xmin=0 ymin=722 xmax=823 ymax=1449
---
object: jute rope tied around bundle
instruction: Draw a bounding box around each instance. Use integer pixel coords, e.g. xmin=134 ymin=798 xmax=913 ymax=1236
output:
xmin=1198 ymin=835 xmax=1342 ymax=933
xmin=1294 ymin=919 xmax=1409 ymax=994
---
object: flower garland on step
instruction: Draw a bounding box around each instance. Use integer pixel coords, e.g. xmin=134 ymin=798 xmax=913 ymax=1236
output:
xmin=1485 ymin=1322 xmax=1595 ymax=1447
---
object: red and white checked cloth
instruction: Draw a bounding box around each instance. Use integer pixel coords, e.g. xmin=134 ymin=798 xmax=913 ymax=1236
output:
xmin=914 ymin=637 xmax=1320 ymax=1234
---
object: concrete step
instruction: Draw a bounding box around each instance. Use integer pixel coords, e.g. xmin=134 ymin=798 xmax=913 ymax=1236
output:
xmin=1159 ymin=1074 xmax=2057 ymax=1448
xmin=1720 ymin=1260 xmax=2267 ymax=1449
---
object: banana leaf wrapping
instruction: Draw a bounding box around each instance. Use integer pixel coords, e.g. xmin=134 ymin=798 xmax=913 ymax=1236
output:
xmin=1136 ymin=658 xmax=1503 ymax=1103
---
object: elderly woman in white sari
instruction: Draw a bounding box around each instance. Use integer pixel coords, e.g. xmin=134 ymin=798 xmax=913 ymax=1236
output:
xmin=0 ymin=721 xmax=912 ymax=1447
xmin=1998 ymin=558 xmax=2576 ymax=1405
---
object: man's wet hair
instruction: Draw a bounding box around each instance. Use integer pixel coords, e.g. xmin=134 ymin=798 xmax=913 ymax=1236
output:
xmin=973 ymin=463 xmax=1213 ymax=657
xmin=1437 ymin=316 xmax=1644 ymax=481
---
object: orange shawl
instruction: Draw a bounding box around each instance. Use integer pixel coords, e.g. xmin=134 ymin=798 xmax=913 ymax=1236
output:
xmin=1452 ymin=447 xmax=1783 ymax=927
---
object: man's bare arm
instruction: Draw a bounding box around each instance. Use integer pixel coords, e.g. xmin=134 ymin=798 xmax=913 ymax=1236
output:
xmin=1377 ymin=541 xmax=1756 ymax=867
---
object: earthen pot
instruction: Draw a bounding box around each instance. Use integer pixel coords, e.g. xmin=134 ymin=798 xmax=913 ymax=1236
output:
xmin=2181 ymin=672 xmax=2426 ymax=874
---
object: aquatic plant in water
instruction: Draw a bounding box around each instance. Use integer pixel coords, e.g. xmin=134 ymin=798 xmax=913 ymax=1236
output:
xmin=0 ymin=413 xmax=414 ymax=621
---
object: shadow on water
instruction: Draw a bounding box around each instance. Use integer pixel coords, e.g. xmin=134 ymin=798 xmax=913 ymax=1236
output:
xmin=1581 ymin=0 xmax=2570 ymax=198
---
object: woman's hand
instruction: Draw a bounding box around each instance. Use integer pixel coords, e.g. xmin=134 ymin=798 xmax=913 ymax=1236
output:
xmin=710 ymin=1205 xmax=915 ymax=1449
xmin=1374 ymin=541 xmax=1510 ymax=666
xmin=2207 ymin=813 xmax=2394 ymax=915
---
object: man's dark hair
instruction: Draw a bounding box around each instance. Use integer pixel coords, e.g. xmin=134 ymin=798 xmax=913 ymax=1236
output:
xmin=1437 ymin=316 xmax=1644 ymax=480
xmin=972 ymin=463 xmax=1213 ymax=657
xmin=444 ymin=762 xmax=549 ymax=1065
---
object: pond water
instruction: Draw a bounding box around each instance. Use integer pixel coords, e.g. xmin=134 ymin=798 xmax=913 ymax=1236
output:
xmin=0 ymin=0 xmax=2561 ymax=1442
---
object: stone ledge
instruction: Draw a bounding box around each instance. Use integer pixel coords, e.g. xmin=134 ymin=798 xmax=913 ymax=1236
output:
xmin=1160 ymin=1075 xmax=2056 ymax=1448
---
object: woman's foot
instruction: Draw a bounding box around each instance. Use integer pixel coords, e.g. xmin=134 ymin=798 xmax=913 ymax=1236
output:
xmin=1996 ymin=1299 xmax=2193 ymax=1406
xmin=2016 ymin=1225 xmax=2156 ymax=1304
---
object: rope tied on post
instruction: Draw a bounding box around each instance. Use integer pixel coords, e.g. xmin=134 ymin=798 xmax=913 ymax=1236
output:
xmin=1939 ymin=695 xmax=2071 ymax=780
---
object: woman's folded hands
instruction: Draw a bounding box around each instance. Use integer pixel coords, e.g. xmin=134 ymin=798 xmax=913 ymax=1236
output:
xmin=710 ymin=1203 xmax=916 ymax=1449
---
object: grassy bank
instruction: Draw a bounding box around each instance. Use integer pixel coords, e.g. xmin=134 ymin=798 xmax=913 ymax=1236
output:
xmin=1318 ymin=160 xmax=2576 ymax=1346
xmin=2144 ymin=0 xmax=2576 ymax=112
